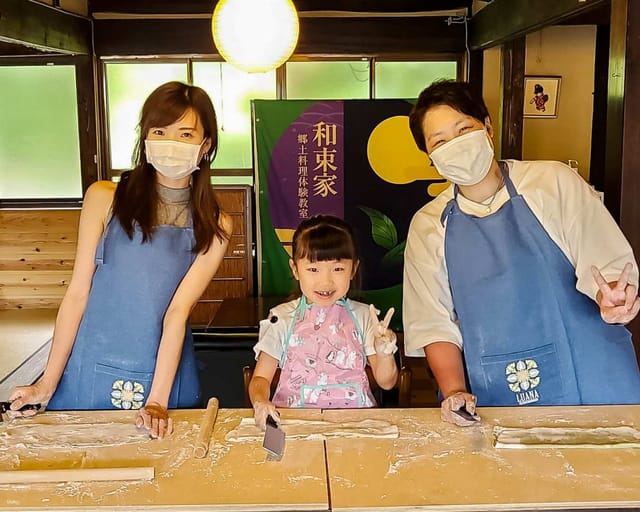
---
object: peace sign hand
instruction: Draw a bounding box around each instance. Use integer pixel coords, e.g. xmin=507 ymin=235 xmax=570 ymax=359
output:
xmin=591 ymin=262 xmax=640 ymax=324
xmin=369 ymin=305 xmax=398 ymax=356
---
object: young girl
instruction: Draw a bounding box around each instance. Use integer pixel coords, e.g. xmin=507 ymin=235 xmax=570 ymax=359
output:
xmin=249 ymin=215 xmax=399 ymax=429
xmin=9 ymin=82 xmax=232 ymax=438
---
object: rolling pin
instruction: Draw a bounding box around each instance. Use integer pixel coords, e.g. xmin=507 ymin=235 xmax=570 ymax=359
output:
xmin=0 ymin=467 xmax=154 ymax=484
xmin=193 ymin=397 xmax=219 ymax=458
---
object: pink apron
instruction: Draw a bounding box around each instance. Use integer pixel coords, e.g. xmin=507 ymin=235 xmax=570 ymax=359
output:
xmin=272 ymin=298 xmax=376 ymax=408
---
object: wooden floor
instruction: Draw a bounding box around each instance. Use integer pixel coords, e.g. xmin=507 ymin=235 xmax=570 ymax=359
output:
xmin=0 ymin=309 xmax=56 ymax=400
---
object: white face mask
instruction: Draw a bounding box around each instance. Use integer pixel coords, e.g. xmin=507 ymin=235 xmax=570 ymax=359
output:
xmin=429 ymin=129 xmax=494 ymax=186
xmin=144 ymin=139 xmax=205 ymax=179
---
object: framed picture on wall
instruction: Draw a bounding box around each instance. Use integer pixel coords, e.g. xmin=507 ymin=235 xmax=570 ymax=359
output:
xmin=523 ymin=76 xmax=561 ymax=118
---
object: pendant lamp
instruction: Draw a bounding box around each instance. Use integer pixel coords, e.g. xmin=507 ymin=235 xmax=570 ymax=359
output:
xmin=212 ymin=0 xmax=299 ymax=73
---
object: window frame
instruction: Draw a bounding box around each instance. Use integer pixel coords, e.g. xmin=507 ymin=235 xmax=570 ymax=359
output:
xmin=1 ymin=52 xmax=464 ymax=207
xmin=0 ymin=55 xmax=98 ymax=209
xmin=99 ymin=56 xmax=193 ymax=182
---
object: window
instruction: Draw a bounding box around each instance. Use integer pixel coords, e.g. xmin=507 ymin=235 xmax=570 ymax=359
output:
xmin=100 ymin=58 xmax=458 ymax=180
xmin=2 ymin=57 xmax=462 ymax=204
xmin=105 ymin=62 xmax=188 ymax=171
xmin=286 ymin=61 xmax=370 ymax=99
xmin=193 ymin=62 xmax=276 ymax=170
xmin=0 ymin=64 xmax=82 ymax=199
xmin=375 ymin=61 xmax=457 ymax=99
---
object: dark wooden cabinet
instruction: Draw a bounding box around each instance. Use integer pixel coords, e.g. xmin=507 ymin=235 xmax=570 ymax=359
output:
xmin=189 ymin=185 xmax=254 ymax=328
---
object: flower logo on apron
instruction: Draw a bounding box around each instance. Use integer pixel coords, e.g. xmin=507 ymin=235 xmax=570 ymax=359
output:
xmin=111 ymin=380 xmax=145 ymax=410
xmin=505 ymin=359 xmax=541 ymax=405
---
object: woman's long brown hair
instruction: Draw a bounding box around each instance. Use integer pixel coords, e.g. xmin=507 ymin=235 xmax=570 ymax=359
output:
xmin=112 ymin=81 xmax=228 ymax=253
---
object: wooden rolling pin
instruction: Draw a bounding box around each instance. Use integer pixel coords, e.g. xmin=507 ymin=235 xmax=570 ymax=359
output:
xmin=193 ymin=397 xmax=220 ymax=458
xmin=0 ymin=467 xmax=154 ymax=485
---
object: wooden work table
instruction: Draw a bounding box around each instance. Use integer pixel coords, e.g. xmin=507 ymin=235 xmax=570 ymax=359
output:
xmin=323 ymin=406 xmax=640 ymax=511
xmin=1 ymin=406 xmax=640 ymax=511
xmin=0 ymin=408 xmax=327 ymax=511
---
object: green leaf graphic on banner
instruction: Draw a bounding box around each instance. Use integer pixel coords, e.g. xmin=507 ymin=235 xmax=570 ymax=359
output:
xmin=381 ymin=240 xmax=406 ymax=268
xmin=359 ymin=206 xmax=397 ymax=250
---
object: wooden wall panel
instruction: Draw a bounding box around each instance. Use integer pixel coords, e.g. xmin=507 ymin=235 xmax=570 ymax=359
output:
xmin=191 ymin=185 xmax=254 ymax=328
xmin=0 ymin=210 xmax=79 ymax=309
xmin=1 ymin=185 xmax=254 ymax=319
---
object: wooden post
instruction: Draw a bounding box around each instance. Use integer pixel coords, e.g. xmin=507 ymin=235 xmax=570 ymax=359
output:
xmin=468 ymin=49 xmax=484 ymax=98
xmin=607 ymin=0 xmax=640 ymax=353
xmin=75 ymin=56 xmax=99 ymax=188
xmin=499 ymin=37 xmax=525 ymax=160
xmin=588 ymin=24 xmax=611 ymax=194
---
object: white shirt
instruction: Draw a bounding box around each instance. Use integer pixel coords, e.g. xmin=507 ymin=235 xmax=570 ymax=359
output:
xmin=253 ymin=298 xmax=378 ymax=363
xmin=403 ymin=160 xmax=638 ymax=356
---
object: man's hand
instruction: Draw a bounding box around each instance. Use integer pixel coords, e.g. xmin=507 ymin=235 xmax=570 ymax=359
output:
xmin=441 ymin=391 xmax=480 ymax=427
xmin=592 ymin=263 xmax=640 ymax=324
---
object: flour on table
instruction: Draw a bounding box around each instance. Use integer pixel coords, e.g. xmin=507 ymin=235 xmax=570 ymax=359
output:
xmin=226 ymin=418 xmax=398 ymax=442
xmin=0 ymin=422 xmax=151 ymax=449
xmin=494 ymin=425 xmax=640 ymax=449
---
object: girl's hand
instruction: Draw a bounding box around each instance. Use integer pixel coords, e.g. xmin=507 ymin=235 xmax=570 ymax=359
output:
xmin=441 ymin=391 xmax=480 ymax=427
xmin=253 ymin=399 xmax=280 ymax=431
xmin=8 ymin=381 xmax=53 ymax=417
xmin=136 ymin=402 xmax=173 ymax=439
xmin=592 ymin=263 xmax=640 ymax=324
xmin=369 ymin=305 xmax=397 ymax=356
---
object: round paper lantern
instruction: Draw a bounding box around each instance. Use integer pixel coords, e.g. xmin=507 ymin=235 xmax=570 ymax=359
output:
xmin=212 ymin=0 xmax=299 ymax=73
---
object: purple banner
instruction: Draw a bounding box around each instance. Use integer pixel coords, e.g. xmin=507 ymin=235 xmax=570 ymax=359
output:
xmin=268 ymin=102 xmax=344 ymax=235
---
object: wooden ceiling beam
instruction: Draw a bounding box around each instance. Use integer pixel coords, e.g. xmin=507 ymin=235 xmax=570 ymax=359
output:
xmin=0 ymin=0 xmax=91 ymax=54
xmin=89 ymin=0 xmax=471 ymax=16
xmin=469 ymin=0 xmax=608 ymax=50
xmin=94 ymin=17 xmax=465 ymax=56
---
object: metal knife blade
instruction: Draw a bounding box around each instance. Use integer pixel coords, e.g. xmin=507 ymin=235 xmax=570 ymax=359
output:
xmin=0 ymin=402 xmax=41 ymax=422
xmin=452 ymin=406 xmax=480 ymax=423
xmin=263 ymin=415 xmax=285 ymax=460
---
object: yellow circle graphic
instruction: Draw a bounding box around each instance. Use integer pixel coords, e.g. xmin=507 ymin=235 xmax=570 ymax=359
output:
xmin=367 ymin=116 xmax=447 ymax=198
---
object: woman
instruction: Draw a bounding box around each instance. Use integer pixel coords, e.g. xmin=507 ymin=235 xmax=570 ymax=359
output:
xmin=403 ymin=80 xmax=640 ymax=426
xmin=9 ymin=82 xmax=231 ymax=438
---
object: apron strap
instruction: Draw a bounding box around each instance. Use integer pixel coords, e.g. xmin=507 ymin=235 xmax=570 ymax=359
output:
xmin=95 ymin=212 xmax=115 ymax=265
xmin=280 ymin=296 xmax=309 ymax=367
xmin=337 ymin=298 xmax=367 ymax=358
xmin=440 ymin=160 xmax=514 ymax=227
xmin=499 ymin=161 xmax=518 ymax=198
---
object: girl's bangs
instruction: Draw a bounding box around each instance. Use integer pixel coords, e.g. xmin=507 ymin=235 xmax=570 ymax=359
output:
xmin=297 ymin=228 xmax=356 ymax=262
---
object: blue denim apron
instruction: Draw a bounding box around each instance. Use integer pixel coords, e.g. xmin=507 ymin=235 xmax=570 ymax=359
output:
xmin=441 ymin=163 xmax=640 ymax=406
xmin=47 ymin=215 xmax=201 ymax=410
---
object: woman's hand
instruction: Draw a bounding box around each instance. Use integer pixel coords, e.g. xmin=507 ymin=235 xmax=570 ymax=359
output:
xmin=592 ymin=263 xmax=640 ymax=324
xmin=440 ymin=391 xmax=480 ymax=427
xmin=135 ymin=402 xmax=173 ymax=439
xmin=253 ymin=399 xmax=280 ymax=431
xmin=369 ymin=305 xmax=398 ymax=356
xmin=7 ymin=381 xmax=53 ymax=417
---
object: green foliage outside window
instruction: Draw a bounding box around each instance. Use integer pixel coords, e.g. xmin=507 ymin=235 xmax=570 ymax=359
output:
xmin=193 ymin=62 xmax=276 ymax=170
xmin=105 ymin=62 xmax=188 ymax=170
xmin=375 ymin=61 xmax=457 ymax=99
xmin=286 ymin=61 xmax=370 ymax=99
xmin=0 ymin=65 xmax=82 ymax=199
